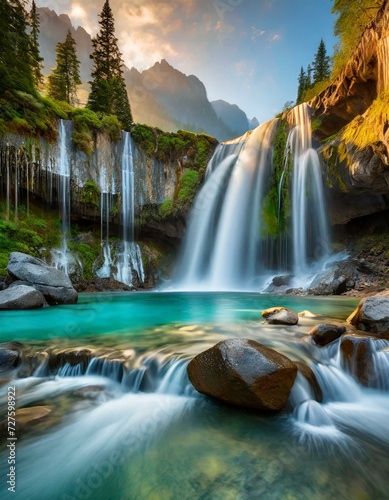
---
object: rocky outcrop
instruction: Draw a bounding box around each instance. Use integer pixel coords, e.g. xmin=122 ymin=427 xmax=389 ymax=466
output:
xmin=262 ymin=307 xmax=299 ymax=325
xmin=1 ymin=252 xmax=78 ymax=308
xmin=309 ymin=0 xmax=389 ymax=138
xmin=347 ymin=292 xmax=389 ymax=334
xmin=308 ymin=260 xmax=358 ymax=295
xmin=187 ymin=339 xmax=298 ymax=411
xmin=309 ymin=324 xmax=347 ymax=347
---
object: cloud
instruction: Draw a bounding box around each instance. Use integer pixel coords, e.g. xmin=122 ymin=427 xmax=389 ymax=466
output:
xmin=251 ymin=27 xmax=266 ymax=41
xmin=268 ymin=33 xmax=281 ymax=42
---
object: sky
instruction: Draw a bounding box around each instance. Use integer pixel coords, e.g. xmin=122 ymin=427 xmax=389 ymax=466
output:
xmin=34 ymin=0 xmax=337 ymax=123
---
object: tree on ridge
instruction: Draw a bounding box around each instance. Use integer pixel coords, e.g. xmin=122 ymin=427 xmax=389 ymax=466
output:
xmin=47 ymin=29 xmax=82 ymax=106
xmin=87 ymin=0 xmax=133 ymax=130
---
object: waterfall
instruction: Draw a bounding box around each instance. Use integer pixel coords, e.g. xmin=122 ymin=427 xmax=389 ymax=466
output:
xmin=95 ymin=158 xmax=114 ymax=279
xmin=172 ymin=103 xmax=330 ymax=291
xmin=173 ymin=120 xmax=277 ymax=291
xmin=50 ymin=120 xmax=75 ymax=275
xmin=114 ymin=132 xmax=145 ymax=286
xmin=289 ymin=104 xmax=330 ymax=276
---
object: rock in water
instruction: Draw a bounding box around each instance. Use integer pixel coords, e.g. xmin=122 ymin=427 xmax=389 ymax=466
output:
xmin=187 ymin=339 xmax=297 ymax=411
xmin=262 ymin=307 xmax=299 ymax=325
xmin=309 ymin=324 xmax=347 ymax=347
xmin=0 ymin=285 xmax=45 ymax=310
xmin=347 ymin=293 xmax=389 ymax=335
xmin=6 ymin=252 xmax=78 ymax=305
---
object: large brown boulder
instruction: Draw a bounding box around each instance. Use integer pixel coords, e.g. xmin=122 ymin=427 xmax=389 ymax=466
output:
xmin=347 ymin=293 xmax=389 ymax=335
xmin=340 ymin=333 xmax=376 ymax=386
xmin=309 ymin=324 xmax=347 ymax=347
xmin=187 ymin=339 xmax=298 ymax=411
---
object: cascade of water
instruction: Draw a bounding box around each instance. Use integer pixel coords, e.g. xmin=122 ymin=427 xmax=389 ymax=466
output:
xmin=96 ymin=168 xmax=113 ymax=279
xmin=115 ymin=132 xmax=145 ymax=286
xmin=51 ymin=120 xmax=72 ymax=275
xmin=173 ymin=120 xmax=277 ymax=291
xmin=289 ymin=104 xmax=330 ymax=276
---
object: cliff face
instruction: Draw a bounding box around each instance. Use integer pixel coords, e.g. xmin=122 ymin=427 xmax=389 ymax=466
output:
xmin=308 ymin=0 xmax=389 ymax=224
xmin=0 ymin=125 xmax=216 ymax=244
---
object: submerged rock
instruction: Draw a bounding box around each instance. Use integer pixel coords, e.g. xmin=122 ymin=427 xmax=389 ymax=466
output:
xmin=0 ymin=284 xmax=46 ymax=310
xmin=187 ymin=339 xmax=298 ymax=411
xmin=309 ymin=324 xmax=347 ymax=347
xmin=262 ymin=307 xmax=299 ymax=325
xmin=347 ymin=293 xmax=389 ymax=335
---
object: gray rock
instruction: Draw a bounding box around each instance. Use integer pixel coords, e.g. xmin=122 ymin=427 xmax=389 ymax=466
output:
xmin=272 ymin=275 xmax=294 ymax=287
xmin=308 ymin=260 xmax=358 ymax=295
xmin=187 ymin=339 xmax=298 ymax=411
xmin=309 ymin=324 xmax=347 ymax=347
xmin=262 ymin=307 xmax=299 ymax=325
xmin=34 ymin=284 xmax=78 ymax=305
xmin=0 ymin=342 xmax=23 ymax=372
xmin=347 ymin=293 xmax=389 ymax=335
xmin=0 ymin=285 xmax=45 ymax=310
xmin=7 ymin=253 xmax=73 ymax=288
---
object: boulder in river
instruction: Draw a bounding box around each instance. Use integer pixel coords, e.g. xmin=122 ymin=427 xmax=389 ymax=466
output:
xmin=309 ymin=324 xmax=347 ymax=347
xmin=262 ymin=307 xmax=299 ymax=325
xmin=347 ymin=293 xmax=389 ymax=335
xmin=340 ymin=333 xmax=376 ymax=386
xmin=187 ymin=339 xmax=298 ymax=411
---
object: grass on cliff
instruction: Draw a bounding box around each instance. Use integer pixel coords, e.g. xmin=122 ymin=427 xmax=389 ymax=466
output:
xmin=342 ymin=91 xmax=389 ymax=149
xmin=0 ymin=203 xmax=61 ymax=277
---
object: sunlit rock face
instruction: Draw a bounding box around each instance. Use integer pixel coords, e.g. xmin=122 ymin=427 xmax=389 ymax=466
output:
xmin=309 ymin=2 xmax=389 ymax=138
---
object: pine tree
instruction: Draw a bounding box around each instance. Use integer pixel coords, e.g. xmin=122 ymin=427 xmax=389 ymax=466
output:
xmin=305 ymin=64 xmax=313 ymax=89
xmin=88 ymin=0 xmax=132 ymax=130
xmin=312 ymin=39 xmax=331 ymax=84
xmin=47 ymin=30 xmax=81 ymax=106
xmin=296 ymin=66 xmax=306 ymax=104
xmin=29 ymin=0 xmax=44 ymax=88
xmin=0 ymin=0 xmax=35 ymax=95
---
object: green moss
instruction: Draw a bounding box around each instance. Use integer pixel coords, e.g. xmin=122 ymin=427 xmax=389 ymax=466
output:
xmin=81 ymin=180 xmax=100 ymax=207
xmin=342 ymin=91 xmax=389 ymax=149
xmin=131 ymin=124 xmax=156 ymax=155
xmin=68 ymin=241 xmax=100 ymax=279
xmin=321 ymin=143 xmax=348 ymax=192
xmin=263 ymin=118 xmax=292 ymax=236
xmin=159 ymin=199 xmax=173 ymax=218
xmin=177 ymin=169 xmax=200 ymax=206
xmin=100 ymin=114 xmax=122 ymax=143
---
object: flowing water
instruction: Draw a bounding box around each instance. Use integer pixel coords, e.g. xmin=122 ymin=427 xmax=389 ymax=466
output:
xmin=173 ymin=104 xmax=331 ymax=292
xmin=1 ymin=293 xmax=389 ymax=499
xmin=115 ymin=132 xmax=145 ymax=286
xmin=50 ymin=120 xmax=80 ymax=276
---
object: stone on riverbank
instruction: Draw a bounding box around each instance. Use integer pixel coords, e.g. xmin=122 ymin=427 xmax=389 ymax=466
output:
xmin=347 ymin=293 xmax=389 ymax=335
xmin=0 ymin=284 xmax=46 ymax=310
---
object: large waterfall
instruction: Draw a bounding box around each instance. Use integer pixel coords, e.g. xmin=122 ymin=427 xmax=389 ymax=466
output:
xmin=173 ymin=104 xmax=330 ymax=291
